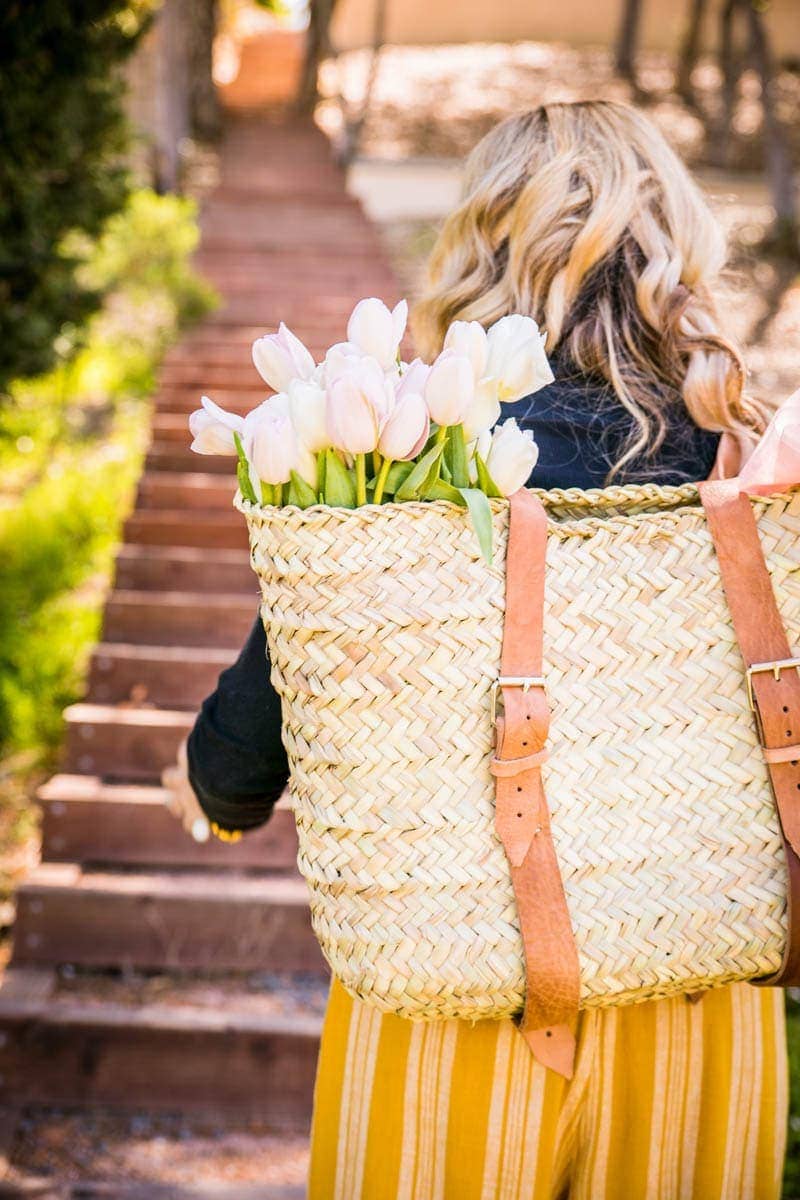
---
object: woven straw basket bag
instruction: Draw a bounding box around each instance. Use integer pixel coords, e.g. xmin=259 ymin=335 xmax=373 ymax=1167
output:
xmin=237 ymin=478 xmax=800 ymax=1076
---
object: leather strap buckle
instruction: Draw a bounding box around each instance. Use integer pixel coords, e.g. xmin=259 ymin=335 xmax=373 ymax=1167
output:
xmin=746 ymin=657 xmax=800 ymax=711
xmin=490 ymin=675 xmax=547 ymax=724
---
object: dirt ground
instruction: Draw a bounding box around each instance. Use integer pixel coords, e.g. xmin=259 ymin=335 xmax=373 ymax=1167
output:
xmin=8 ymin=1110 xmax=309 ymax=1188
xmin=322 ymin=40 xmax=800 ymax=172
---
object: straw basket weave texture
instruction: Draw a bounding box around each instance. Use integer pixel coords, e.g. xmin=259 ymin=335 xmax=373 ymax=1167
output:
xmin=236 ymin=484 xmax=800 ymax=1021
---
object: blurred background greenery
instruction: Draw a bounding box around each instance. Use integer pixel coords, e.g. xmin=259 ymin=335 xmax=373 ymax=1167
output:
xmin=0 ymin=2 xmax=217 ymax=946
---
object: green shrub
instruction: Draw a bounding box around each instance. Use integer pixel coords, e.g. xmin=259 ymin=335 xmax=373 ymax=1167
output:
xmin=0 ymin=188 xmax=216 ymax=757
xmin=0 ymin=1 xmax=152 ymax=392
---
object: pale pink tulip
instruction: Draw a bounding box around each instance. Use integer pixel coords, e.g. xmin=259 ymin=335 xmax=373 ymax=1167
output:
xmin=378 ymin=392 xmax=430 ymax=461
xmin=189 ymin=395 xmax=243 ymax=455
xmin=346 ymin=298 xmax=408 ymax=371
xmin=423 ymin=350 xmax=475 ymax=427
xmin=326 ymin=358 xmax=391 ymax=454
xmin=252 ymin=323 xmax=316 ymax=392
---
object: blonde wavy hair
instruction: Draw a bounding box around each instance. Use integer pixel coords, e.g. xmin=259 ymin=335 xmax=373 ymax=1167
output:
xmin=413 ymin=100 xmax=764 ymax=477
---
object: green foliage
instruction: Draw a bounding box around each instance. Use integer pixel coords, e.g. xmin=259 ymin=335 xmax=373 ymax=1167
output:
xmin=323 ymin=449 xmax=357 ymax=508
xmin=0 ymin=188 xmax=216 ymax=756
xmin=0 ymin=447 xmax=139 ymax=753
xmin=0 ymin=1 xmax=153 ymax=392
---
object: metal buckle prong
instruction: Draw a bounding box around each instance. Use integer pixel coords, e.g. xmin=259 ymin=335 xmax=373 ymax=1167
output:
xmin=745 ymin=657 xmax=800 ymax=711
xmin=490 ymin=675 xmax=547 ymax=724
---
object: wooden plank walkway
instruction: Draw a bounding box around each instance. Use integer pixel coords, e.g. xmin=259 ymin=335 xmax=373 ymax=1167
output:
xmin=0 ymin=111 xmax=401 ymax=1127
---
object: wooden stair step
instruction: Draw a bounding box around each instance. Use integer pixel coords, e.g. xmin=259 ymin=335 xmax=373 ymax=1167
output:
xmin=88 ymin=643 xmax=238 ymax=708
xmin=144 ymin=444 xmax=236 ymax=474
xmin=198 ymin=229 xmax=387 ymax=256
xmin=153 ymin=412 xmax=218 ymax=442
xmin=11 ymin=864 xmax=323 ymax=973
xmin=159 ymin=363 xmax=265 ymax=389
xmin=0 ymin=965 xmax=323 ymax=1124
xmin=124 ymin=510 xmax=248 ymax=551
xmin=103 ymin=591 xmax=256 ymax=647
xmin=64 ymin=703 xmax=195 ymax=780
xmin=137 ymin=471 xmax=237 ymax=510
xmin=38 ymin=775 xmax=295 ymax=870
xmin=113 ymin=545 xmax=254 ymax=594
xmin=153 ymin=392 xmax=264 ymax=418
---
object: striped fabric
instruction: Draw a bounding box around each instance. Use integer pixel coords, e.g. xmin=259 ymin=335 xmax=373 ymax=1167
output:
xmin=309 ymin=978 xmax=787 ymax=1199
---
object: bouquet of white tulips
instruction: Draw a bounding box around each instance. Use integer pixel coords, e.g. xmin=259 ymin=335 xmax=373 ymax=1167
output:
xmin=189 ymin=298 xmax=553 ymax=562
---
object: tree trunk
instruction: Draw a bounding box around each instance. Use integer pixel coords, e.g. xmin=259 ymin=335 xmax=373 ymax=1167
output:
xmin=615 ymin=0 xmax=644 ymax=85
xmin=186 ymin=0 xmax=220 ymax=143
xmin=709 ymin=0 xmax=740 ymax=169
xmin=743 ymin=2 xmax=799 ymax=255
xmin=296 ymin=0 xmax=339 ymax=116
xmin=677 ymin=0 xmax=707 ymax=103
xmin=338 ymin=0 xmax=388 ymax=164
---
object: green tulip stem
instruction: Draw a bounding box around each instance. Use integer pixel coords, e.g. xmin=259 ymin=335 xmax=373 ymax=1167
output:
xmin=434 ymin=424 xmax=448 ymax=446
xmin=372 ymin=456 xmax=393 ymax=505
xmin=355 ymin=453 xmax=367 ymax=507
xmin=273 ymin=482 xmax=284 ymax=506
xmin=372 ymin=449 xmax=381 ymax=476
xmin=260 ymin=481 xmax=274 ymax=505
xmin=450 ymin=423 xmax=469 ymax=488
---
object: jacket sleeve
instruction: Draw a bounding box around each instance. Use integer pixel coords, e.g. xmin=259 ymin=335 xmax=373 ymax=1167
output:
xmin=186 ymin=614 xmax=289 ymax=833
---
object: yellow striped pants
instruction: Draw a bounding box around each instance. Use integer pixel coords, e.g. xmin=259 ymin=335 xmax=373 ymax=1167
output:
xmin=308 ymin=978 xmax=788 ymax=1200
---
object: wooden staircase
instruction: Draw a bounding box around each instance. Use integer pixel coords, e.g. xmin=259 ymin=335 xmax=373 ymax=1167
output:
xmin=0 ymin=112 xmax=400 ymax=1128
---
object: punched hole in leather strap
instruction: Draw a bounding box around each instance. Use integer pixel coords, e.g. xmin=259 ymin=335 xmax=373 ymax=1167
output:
xmin=493 ymin=488 xmax=581 ymax=1078
xmin=699 ymin=480 xmax=800 ymax=987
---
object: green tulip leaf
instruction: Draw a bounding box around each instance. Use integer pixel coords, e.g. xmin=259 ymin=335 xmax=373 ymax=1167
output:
xmin=289 ymin=470 xmax=318 ymax=510
xmin=474 ymin=452 xmax=504 ymax=499
xmin=233 ymin=432 xmax=258 ymax=503
xmin=324 ymin=449 xmax=357 ymax=508
xmin=448 ymin=423 xmax=469 ymax=488
xmin=395 ymin=440 xmax=446 ymax=502
xmin=458 ymin=486 xmax=494 ymax=565
xmin=379 ymin=460 xmax=415 ymax=496
xmin=425 ymin=479 xmax=467 ymax=506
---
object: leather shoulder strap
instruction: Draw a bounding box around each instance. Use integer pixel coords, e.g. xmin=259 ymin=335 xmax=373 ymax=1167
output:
xmin=699 ymin=479 xmax=800 ymax=985
xmin=493 ymin=488 xmax=580 ymax=1078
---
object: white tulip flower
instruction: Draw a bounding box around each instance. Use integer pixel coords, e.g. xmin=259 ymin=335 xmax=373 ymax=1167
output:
xmin=346 ymin=297 xmax=408 ymax=371
xmin=326 ymin=357 xmax=392 ymax=455
xmin=378 ymin=392 xmax=429 ymax=461
xmin=483 ymin=418 xmax=540 ymax=495
xmin=485 ymin=314 xmax=553 ymax=403
xmin=462 ymin=377 xmax=502 ymax=442
xmin=252 ymin=323 xmax=316 ymax=392
xmin=288 ymin=377 xmax=329 ymax=453
xmin=189 ymin=395 xmax=243 ymax=455
xmin=396 ymin=356 xmax=431 ymax=401
xmin=443 ymin=320 xmax=488 ymax=383
xmin=322 ymin=341 xmax=362 ymax=386
xmin=247 ymin=394 xmax=316 ymax=487
xmin=423 ymin=350 xmax=475 ymax=427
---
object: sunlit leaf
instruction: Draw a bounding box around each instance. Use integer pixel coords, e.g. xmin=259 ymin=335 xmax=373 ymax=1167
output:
xmin=458 ymin=486 xmax=493 ymax=565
